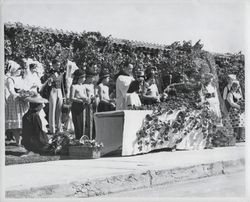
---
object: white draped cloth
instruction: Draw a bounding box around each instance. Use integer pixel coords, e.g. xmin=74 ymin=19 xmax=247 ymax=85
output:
xmin=199 ymin=83 xmax=221 ymax=119
xmin=126 ymin=92 xmax=141 ymax=108
xmin=116 ymin=75 xmax=134 ymax=110
xmin=205 ymin=83 xmax=221 ymax=118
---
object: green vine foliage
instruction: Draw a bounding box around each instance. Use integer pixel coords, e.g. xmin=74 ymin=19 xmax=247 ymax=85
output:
xmin=4 ymin=23 xmax=203 ymax=83
xmin=5 ymin=22 xmax=243 ymax=149
xmin=5 ymin=23 xmax=244 ymax=93
xmin=135 ymin=99 xmax=218 ymax=151
xmin=214 ymin=53 xmax=245 ymax=97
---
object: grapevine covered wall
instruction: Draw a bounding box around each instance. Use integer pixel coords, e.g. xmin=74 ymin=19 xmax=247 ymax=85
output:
xmin=4 ymin=22 xmax=244 ymax=149
xmin=4 ymin=22 xmax=245 ymax=94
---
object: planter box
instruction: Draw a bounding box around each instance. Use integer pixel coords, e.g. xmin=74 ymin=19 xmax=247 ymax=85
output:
xmin=68 ymin=145 xmax=101 ymax=159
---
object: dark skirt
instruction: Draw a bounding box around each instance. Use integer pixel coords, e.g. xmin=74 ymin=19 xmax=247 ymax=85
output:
xmin=21 ymin=130 xmax=49 ymax=154
xmin=229 ymin=107 xmax=240 ymax=128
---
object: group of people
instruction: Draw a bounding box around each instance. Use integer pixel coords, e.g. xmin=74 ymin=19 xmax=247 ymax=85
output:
xmin=4 ymin=57 xmax=162 ymax=153
xmin=115 ymin=62 xmax=161 ymax=110
xmin=4 ymin=56 xmax=244 ymax=154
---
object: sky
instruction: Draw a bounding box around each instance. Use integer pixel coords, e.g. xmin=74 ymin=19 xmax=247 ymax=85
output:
xmin=2 ymin=0 xmax=247 ymax=53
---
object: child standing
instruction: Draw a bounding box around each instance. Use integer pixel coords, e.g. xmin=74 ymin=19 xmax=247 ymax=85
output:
xmin=70 ymin=69 xmax=88 ymax=140
xmin=83 ymin=66 xmax=98 ymax=140
xmin=97 ymin=69 xmax=115 ymax=112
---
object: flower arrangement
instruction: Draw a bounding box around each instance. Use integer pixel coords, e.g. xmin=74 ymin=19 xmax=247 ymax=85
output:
xmin=68 ymin=137 xmax=103 ymax=159
xmin=18 ymin=89 xmax=38 ymax=99
xmin=69 ymin=136 xmax=104 ymax=152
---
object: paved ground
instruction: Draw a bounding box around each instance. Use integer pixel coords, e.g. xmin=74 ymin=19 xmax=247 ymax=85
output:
xmin=103 ymin=171 xmax=245 ymax=197
xmin=5 ymin=141 xmax=61 ymax=165
xmin=4 ymin=143 xmax=245 ymax=198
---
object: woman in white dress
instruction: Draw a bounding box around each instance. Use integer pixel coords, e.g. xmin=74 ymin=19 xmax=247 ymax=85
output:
xmin=22 ymin=63 xmax=50 ymax=133
xmin=5 ymin=61 xmax=29 ymax=146
xmin=200 ymin=73 xmax=222 ymax=120
xmin=143 ymin=71 xmax=160 ymax=105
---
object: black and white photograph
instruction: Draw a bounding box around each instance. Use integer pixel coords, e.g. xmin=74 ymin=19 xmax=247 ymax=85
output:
xmin=0 ymin=0 xmax=249 ymax=201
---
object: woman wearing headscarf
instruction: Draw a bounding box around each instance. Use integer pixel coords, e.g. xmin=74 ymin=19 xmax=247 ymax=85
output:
xmin=227 ymin=81 xmax=245 ymax=141
xmin=223 ymin=74 xmax=242 ymax=115
xmin=5 ymin=61 xmax=29 ymax=146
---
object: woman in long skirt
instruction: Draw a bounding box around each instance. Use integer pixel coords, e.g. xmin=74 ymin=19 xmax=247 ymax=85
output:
xmin=227 ymin=81 xmax=245 ymax=141
xmin=5 ymin=61 xmax=29 ymax=146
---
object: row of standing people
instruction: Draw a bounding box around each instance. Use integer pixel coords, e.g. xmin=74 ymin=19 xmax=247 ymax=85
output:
xmin=5 ymin=58 xmax=107 ymax=144
xmin=115 ymin=62 xmax=160 ymax=111
xmin=70 ymin=61 xmax=162 ymax=140
xmin=5 ymin=58 xmax=244 ymax=148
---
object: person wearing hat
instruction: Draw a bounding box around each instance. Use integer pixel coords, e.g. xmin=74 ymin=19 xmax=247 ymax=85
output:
xmin=21 ymin=95 xmax=50 ymax=154
xmin=83 ymin=65 xmax=99 ymax=139
xmin=70 ymin=69 xmax=88 ymax=140
xmin=97 ymin=69 xmax=115 ymax=112
xmin=227 ymin=80 xmax=245 ymax=141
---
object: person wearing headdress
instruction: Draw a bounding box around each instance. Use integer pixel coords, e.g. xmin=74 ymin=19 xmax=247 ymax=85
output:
xmin=97 ymin=69 xmax=115 ymax=112
xmin=21 ymin=95 xmax=50 ymax=154
xmin=5 ymin=61 xmax=29 ymax=146
xmin=23 ymin=62 xmax=46 ymax=93
xmin=83 ymin=65 xmax=98 ymax=139
xmin=115 ymin=61 xmax=134 ymax=110
xmin=70 ymin=69 xmax=88 ymax=140
xmin=227 ymin=80 xmax=245 ymax=141
xmin=223 ymin=74 xmax=242 ymax=114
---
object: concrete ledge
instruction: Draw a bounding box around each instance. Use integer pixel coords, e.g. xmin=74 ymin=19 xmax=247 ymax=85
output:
xmin=6 ymin=158 xmax=245 ymax=198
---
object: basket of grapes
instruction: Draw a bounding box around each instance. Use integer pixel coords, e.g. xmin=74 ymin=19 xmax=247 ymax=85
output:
xmin=68 ymin=136 xmax=103 ymax=159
